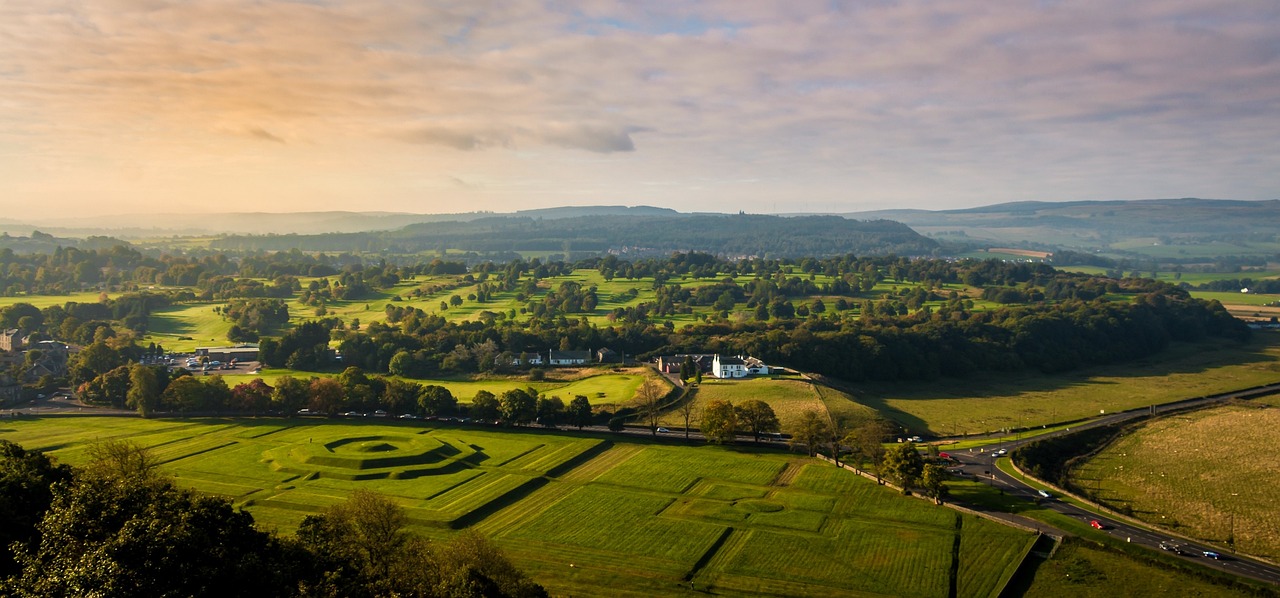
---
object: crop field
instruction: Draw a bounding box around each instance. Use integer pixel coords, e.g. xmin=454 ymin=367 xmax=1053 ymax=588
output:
xmin=0 ymin=416 xmax=1035 ymax=597
xmin=1070 ymin=396 xmax=1280 ymax=560
xmin=847 ymin=335 xmax=1280 ymax=437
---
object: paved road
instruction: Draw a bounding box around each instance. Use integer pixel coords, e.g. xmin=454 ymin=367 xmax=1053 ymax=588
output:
xmin=944 ymin=380 xmax=1280 ymax=586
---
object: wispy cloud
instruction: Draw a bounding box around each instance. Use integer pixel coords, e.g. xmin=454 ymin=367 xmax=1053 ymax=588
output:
xmin=1 ymin=0 xmax=1277 ymax=217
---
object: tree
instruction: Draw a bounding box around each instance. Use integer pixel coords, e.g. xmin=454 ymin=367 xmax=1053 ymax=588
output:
xmin=381 ymin=377 xmax=420 ymax=415
xmin=162 ymin=375 xmax=209 ymax=413
xmin=309 ymin=376 xmax=347 ymax=416
xmin=535 ymin=395 xmax=564 ymax=427
xmin=500 ymin=388 xmax=537 ymax=425
xmin=845 ymin=419 xmax=893 ymax=477
xmin=882 ymin=442 xmax=925 ymax=492
xmin=700 ymin=399 xmax=737 ymax=444
xmin=637 ymin=378 xmax=666 ymax=436
xmin=470 ymin=390 xmax=501 ymax=421
xmin=229 ymin=379 xmax=273 ymax=414
xmin=0 ymin=440 xmax=74 ymax=576
xmin=270 ymin=375 xmax=309 ymax=413
xmin=787 ymin=410 xmax=830 ymax=456
xmin=298 ymin=489 xmax=408 ymax=580
xmin=677 ymin=389 xmax=698 ymax=440
xmin=9 ymin=454 xmax=296 ymax=598
xmin=418 ymin=385 xmax=457 ymax=417
xmin=735 ymin=400 xmax=780 ymax=442
xmin=921 ymin=463 xmax=950 ymax=504
xmin=566 ymin=395 xmax=592 ymax=430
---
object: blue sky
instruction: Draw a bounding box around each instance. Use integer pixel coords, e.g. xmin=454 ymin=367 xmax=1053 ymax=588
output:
xmin=1 ymin=0 xmax=1277 ymax=219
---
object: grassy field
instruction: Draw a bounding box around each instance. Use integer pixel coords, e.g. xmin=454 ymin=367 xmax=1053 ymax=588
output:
xmin=1020 ymin=539 xmax=1261 ymax=597
xmin=0 ymin=416 xmax=1035 ymax=597
xmin=657 ymin=377 xmax=832 ymax=432
xmin=212 ymin=367 xmax=656 ymax=408
xmin=845 ymin=335 xmax=1280 ymax=437
xmin=1070 ymin=395 xmax=1280 ymax=560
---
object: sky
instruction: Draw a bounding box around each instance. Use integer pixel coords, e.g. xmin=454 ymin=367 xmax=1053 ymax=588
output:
xmin=1 ymin=0 xmax=1278 ymax=220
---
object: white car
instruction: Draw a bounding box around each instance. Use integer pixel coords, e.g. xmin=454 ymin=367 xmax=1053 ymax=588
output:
xmin=656 ymin=427 xmax=670 ymax=433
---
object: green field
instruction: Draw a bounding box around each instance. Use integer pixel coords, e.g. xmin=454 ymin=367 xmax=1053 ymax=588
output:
xmin=1020 ymin=539 xmax=1260 ymax=597
xmin=844 ymin=336 xmax=1280 ymax=437
xmin=213 ymin=367 xmax=656 ymax=409
xmin=658 ymin=378 xmax=831 ymax=432
xmin=1070 ymin=396 xmax=1280 ymax=560
xmin=0 ymin=416 xmax=1035 ymax=597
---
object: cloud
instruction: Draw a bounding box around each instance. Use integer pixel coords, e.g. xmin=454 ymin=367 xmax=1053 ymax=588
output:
xmin=1 ymin=0 xmax=1278 ymax=218
xmin=246 ymin=127 xmax=285 ymax=143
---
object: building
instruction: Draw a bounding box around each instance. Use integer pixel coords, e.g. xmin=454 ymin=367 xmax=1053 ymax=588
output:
xmin=656 ymin=354 xmax=714 ymax=375
xmin=195 ymin=345 xmax=261 ymax=362
xmin=548 ymin=350 xmax=591 ymax=366
xmin=0 ymin=329 xmax=25 ymax=352
xmin=596 ymin=348 xmax=621 ymax=363
xmin=712 ymin=355 xmax=748 ymax=378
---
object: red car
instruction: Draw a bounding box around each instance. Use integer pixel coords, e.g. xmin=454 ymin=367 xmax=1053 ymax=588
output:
xmin=1090 ymin=520 xmax=1105 ymax=530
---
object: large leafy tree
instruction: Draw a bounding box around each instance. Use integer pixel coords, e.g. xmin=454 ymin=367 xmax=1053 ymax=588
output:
xmin=418 ymin=385 xmax=457 ymax=417
xmin=700 ymin=399 xmax=738 ymax=444
xmin=735 ymin=400 xmax=780 ymax=442
xmin=0 ymin=441 xmax=73 ymax=576
xmin=500 ymin=388 xmax=537 ymax=426
xmin=881 ymin=442 xmax=925 ymax=492
xmin=126 ymin=364 xmax=161 ymax=417
xmin=566 ymin=395 xmax=593 ymax=430
xmin=787 ymin=410 xmax=831 ymax=457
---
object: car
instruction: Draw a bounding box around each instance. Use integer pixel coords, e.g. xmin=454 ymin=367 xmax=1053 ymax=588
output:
xmin=373 ymin=410 xmax=389 ymax=418
xmin=656 ymin=427 xmax=670 ymax=433
xmin=1038 ymin=490 xmax=1052 ymax=499
xmin=1159 ymin=542 xmax=1184 ymax=555
xmin=1203 ymin=550 xmax=1221 ymax=559
xmin=398 ymin=413 xmax=419 ymax=420
xmin=938 ymin=452 xmax=951 ymax=460
xmin=1090 ymin=519 xmax=1104 ymax=529
xmin=907 ymin=435 xmax=922 ymax=442
xmin=995 ymin=448 xmax=1008 ymax=456
xmin=296 ymin=408 xmax=313 ymax=415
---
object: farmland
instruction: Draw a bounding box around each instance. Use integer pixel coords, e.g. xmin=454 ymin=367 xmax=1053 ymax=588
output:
xmin=1069 ymin=395 xmax=1280 ymax=560
xmin=846 ymin=334 xmax=1280 ymax=437
xmin=0 ymin=416 xmax=1036 ymax=597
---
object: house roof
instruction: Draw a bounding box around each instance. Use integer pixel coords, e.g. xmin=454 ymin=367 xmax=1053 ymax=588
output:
xmin=717 ymin=356 xmax=746 ymax=365
xmin=549 ymin=350 xmax=591 ymax=360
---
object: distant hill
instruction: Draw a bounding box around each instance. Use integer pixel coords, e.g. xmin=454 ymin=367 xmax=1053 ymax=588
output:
xmin=838 ymin=198 xmax=1280 ymax=253
xmin=5 ymin=205 xmax=679 ymax=237
xmin=211 ymin=213 xmax=938 ymax=259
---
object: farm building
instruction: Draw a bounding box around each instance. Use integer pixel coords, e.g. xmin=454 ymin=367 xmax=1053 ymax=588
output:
xmin=195 ymin=345 xmax=261 ymax=362
xmin=548 ymin=350 xmax=591 ymax=366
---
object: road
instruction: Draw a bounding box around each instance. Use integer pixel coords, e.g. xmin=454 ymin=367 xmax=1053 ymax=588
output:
xmin=944 ymin=380 xmax=1280 ymax=586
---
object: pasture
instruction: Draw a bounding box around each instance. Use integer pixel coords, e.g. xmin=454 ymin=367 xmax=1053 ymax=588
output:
xmin=0 ymin=416 xmax=1035 ymax=597
xmin=847 ymin=335 xmax=1280 ymax=437
xmin=215 ymin=367 xmax=655 ymax=408
xmin=658 ymin=377 xmax=845 ymax=432
xmin=1070 ymin=396 xmax=1280 ymax=560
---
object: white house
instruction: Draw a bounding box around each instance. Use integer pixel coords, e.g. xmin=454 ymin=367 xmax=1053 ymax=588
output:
xmin=712 ymin=355 xmax=748 ymax=379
